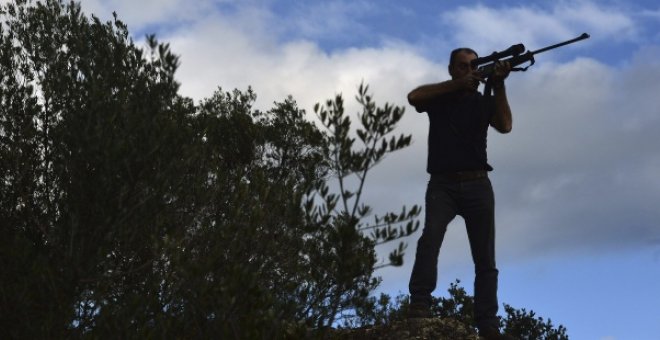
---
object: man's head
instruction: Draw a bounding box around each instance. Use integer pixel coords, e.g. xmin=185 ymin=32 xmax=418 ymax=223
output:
xmin=448 ymin=47 xmax=478 ymax=80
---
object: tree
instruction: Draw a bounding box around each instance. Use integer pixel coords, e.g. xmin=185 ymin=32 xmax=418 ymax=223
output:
xmin=1 ymin=1 xmax=419 ymax=337
xmin=297 ymin=83 xmax=421 ymax=329
xmin=2 ymin=0 xmax=200 ymax=337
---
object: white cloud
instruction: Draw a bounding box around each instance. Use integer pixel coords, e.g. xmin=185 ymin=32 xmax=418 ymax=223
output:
xmin=165 ymin=12 xmax=441 ymax=118
xmin=74 ymin=0 xmax=660 ymax=267
xmin=641 ymin=8 xmax=660 ymax=19
xmin=441 ymin=5 xmax=573 ymax=51
xmin=151 ymin=1 xmax=660 ymax=266
xmin=80 ymin=0 xmax=219 ymax=31
xmin=555 ymin=1 xmax=637 ymax=41
xmin=287 ymin=0 xmax=376 ymax=41
xmin=440 ymin=2 xmax=636 ymax=54
xmin=488 ymin=51 xmax=660 ymax=259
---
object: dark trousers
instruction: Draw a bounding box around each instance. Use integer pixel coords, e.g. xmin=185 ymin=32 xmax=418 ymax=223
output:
xmin=409 ymin=174 xmax=499 ymax=331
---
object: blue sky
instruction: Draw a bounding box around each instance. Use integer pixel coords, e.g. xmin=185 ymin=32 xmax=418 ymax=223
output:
xmin=78 ymin=0 xmax=660 ymax=339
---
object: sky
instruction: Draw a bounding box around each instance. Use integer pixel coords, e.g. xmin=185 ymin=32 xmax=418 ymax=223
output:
xmin=73 ymin=0 xmax=660 ymax=339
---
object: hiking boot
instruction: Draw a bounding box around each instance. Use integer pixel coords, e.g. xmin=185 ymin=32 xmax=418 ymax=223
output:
xmin=478 ymin=328 xmax=518 ymax=340
xmin=407 ymin=302 xmax=431 ymax=318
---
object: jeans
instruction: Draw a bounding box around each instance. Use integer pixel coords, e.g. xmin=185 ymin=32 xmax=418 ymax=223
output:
xmin=409 ymin=174 xmax=499 ymax=331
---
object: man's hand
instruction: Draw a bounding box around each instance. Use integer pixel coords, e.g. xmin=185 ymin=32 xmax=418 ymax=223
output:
xmin=489 ymin=60 xmax=513 ymax=133
xmin=490 ymin=60 xmax=511 ymax=83
xmin=454 ymin=70 xmax=484 ymax=92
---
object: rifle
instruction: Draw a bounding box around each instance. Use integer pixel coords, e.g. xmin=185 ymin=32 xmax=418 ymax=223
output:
xmin=472 ymin=33 xmax=590 ymax=94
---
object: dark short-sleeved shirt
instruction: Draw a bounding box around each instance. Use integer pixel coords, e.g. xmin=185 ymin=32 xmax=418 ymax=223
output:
xmin=415 ymin=91 xmax=495 ymax=174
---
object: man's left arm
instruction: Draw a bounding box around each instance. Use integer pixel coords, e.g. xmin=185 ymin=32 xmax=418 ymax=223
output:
xmin=489 ymin=61 xmax=512 ymax=134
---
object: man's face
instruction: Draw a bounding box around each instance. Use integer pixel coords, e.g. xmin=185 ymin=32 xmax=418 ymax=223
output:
xmin=449 ymin=50 xmax=478 ymax=79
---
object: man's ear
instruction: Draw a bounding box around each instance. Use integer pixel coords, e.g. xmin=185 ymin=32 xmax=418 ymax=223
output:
xmin=447 ymin=64 xmax=454 ymax=78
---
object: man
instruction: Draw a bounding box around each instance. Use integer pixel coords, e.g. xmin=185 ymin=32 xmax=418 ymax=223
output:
xmin=406 ymin=47 xmax=513 ymax=340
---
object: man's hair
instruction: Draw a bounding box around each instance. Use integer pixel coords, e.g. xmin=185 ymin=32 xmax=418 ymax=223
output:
xmin=449 ymin=47 xmax=478 ymax=66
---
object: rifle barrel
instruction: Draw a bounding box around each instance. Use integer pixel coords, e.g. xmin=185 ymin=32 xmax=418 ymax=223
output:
xmin=531 ymin=33 xmax=590 ymax=55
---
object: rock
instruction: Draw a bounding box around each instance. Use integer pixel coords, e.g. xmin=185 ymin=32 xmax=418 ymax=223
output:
xmin=323 ymin=318 xmax=480 ymax=340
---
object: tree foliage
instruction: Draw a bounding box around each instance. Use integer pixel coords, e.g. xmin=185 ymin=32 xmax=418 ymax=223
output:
xmin=356 ymin=281 xmax=569 ymax=339
xmin=0 ymin=0 xmax=419 ymax=337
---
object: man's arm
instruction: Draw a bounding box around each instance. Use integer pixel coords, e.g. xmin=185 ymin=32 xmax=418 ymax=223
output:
xmin=407 ymin=81 xmax=458 ymax=108
xmin=407 ymin=72 xmax=483 ymax=110
xmin=489 ymin=62 xmax=512 ymax=134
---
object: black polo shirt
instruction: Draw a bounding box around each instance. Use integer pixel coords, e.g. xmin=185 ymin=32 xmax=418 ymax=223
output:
xmin=415 ymin=91 xmax=495 ymax=174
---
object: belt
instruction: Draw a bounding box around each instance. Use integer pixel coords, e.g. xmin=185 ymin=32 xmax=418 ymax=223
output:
xmin=438 ymin=170 xmax=488 ymax=182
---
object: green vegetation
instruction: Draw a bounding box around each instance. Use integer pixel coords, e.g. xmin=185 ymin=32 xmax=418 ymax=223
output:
xmin=352 ymin=281 xmax=568 ymax=339
xmin=1 ymin=1 xmax=417 ymax=337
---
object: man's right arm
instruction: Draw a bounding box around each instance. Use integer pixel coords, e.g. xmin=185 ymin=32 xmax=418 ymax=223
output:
xmin=407 ymin=73 xmax=482 ymax=111
xmin=407 ymin=81 xmax=459 ymax=110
